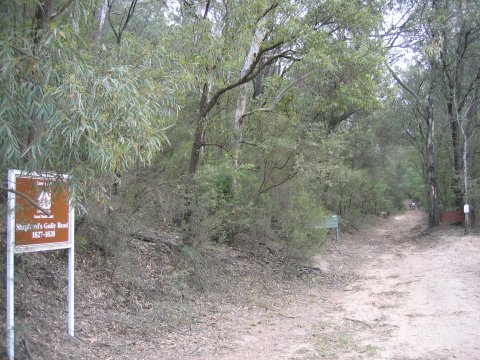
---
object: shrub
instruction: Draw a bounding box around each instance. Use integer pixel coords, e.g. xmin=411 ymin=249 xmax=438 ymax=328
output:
xmin=250 ymin=180 xmax=327 ymax=262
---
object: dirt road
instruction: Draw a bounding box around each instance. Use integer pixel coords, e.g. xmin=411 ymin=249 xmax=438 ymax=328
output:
xmin=192 ymin=210 xmax=480 ymax=359
xmin=9 ymin=209 xmax=479 ymax=359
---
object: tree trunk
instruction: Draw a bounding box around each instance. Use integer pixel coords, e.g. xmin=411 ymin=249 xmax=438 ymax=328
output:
xmin=72 ymin=3 xmax=79 ymax=33
xmin=232 ymin=87 xmax=247 ymax=170
xmin=189 ymin=82 xmax=210 ymax=174
xmin=461 ymin=87 xmax=478 ymax=234
xmin=426 ymin=91 xmax=439 ymax=227
xmin=447 ymin=101 xmax=463 ymax=208
xmin=189 ymin=116 xmax=207 ymax=174
xmin=231 ymin=11 xmax=268 ymax=176
xmin=96 ymin=0 xmax=109 ymax=41
xmin=462 ymin=126 xmax=469 ymax=234
xmin=33 ymin=0 xmax=52 ymax=49
xmin=28 ymin=0 xmax=53 ymax=148
xmin=385 ymin=63 xmax=440 ymax=227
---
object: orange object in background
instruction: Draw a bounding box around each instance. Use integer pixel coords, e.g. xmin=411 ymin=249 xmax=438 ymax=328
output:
xmin=14 ymin=175 xmax=70 ymax=247
xmin=439 ymin=210 xmax=464 ymax=225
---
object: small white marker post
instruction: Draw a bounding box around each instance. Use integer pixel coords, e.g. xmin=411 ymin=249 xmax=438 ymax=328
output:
xmin=464 ymin=204 xmax=470 ymax=235
xmin=6 ymin=170 xmax=75 ymax=360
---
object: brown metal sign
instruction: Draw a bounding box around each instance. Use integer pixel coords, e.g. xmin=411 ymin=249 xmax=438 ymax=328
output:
xmin=14 ymin=174 xmax=70 ymax=247
xmin=6 ymin=170 xmax=75 ymax=360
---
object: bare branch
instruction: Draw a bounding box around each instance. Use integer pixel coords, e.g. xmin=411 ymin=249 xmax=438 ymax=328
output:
xmin=1 ymin=185 xmax=51 ymax=216
xmin=239 ymin=141 xmax=259 ymax=147
xmin=50 ymin=0 xmax=74 ymax=20
xmin=107 ymin=0 xmax=138 ymax=45
xmin=273 ymin=151 xmax=296 ymax=170
xmin=386 ymin=62 xmax=427 ymax=119
xmin=259 ymin=171 xmax=298 ymax=194
xmin=386 ymin=63 xmax=420 ymax=103
xmin=242 ymin=71 xmax=313 ymax=119
xmin=203 ymin=0 xmax=211 ymax=18
xmin=199 ymin=142 xmax=230 ymax=153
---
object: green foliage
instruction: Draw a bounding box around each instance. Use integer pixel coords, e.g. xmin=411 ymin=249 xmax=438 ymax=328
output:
xmin=0 ymin=0 xmax=417 ymax=270
xmin=0 ymin=2 xmax=180 ymax=201
xmin=74 ymin=234 xmax=90 ymax=253
xmin=273 ymin=185 xmax=327 ymax=261
xmin=185 ymin=161 xmax=257 ymax=245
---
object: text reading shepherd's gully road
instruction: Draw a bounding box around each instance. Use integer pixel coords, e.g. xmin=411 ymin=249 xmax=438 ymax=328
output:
xmin=16 ymin=222 xmax=68 ymax=239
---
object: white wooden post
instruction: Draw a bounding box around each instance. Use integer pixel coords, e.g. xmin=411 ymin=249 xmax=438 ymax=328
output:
xmin=68 ymin=200 xmax=75 ymax=336
xmin=6 ymin=169 xmax=16 ymax=360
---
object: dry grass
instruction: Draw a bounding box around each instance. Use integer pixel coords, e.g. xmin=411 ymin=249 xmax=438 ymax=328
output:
xmin=0 ymin=205 xmax=316 ymax=360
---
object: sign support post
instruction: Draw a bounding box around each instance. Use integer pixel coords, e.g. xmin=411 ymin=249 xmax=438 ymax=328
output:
xmin=68 ymin=199 xmax=75 ymax=336
xmin=6 ymin=169 xmax=16 ymax=360
xmin=5 ymin=170 xmax=75 ymax=360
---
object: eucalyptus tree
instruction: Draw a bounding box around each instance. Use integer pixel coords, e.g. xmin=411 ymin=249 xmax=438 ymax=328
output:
xmin=256 ymin=0 xmax=386 ymax=215
xmin=230 ymin=0 xmax=384 ymax=180
xmin=106 ymin=0 xmax=139 ymax=45
xmin=0 ymin=1 xmax=178 ymax=201
xmin=384 ymin=0 xmax=447 ymax=227
xmin=295 ymin=0 xmax=384 ymax=129
xmin=230 ymin=3 xmax=279 ymax=174
xmin=385 ymin=0 xmax=480 ymax=227
xmin=173 ymin=0 xmax=385 ymax=175
xmin=435 ymin=0 xmax=480 ymax=229
xmin=168 ymin=0 xmax=301 ymax=175
xmin=387 ymin=63 xmax=441 ymax=226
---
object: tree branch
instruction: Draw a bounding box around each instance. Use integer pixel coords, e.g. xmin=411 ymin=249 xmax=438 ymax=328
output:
xmin=50 ymin=0 xmax=74 ymax=20
xmin=199 ymin=142 xmax=230 ymax=153
xmin=386 ymin=63 xmax=421 ymax=103
xmin=121 ymin=0 xmax=138 ymax=34
xmin=1 ymin=185 xmax=51 ymax=216
xmin=203 ymin=0 xmax=211 ymax=18
xmin=257 ymin=2 xmax=279 ymax=23
xmin=386 ymin=62 xmax=426 ymax=118
xmin=202 ymin=45 xmax=291 ymax=116
xmin=259 ymin=171 xmax=298 ymax=194
xmin=107 ymin=0 xmax=138 ymax=45
xmin=273 ymin=150 xmax=296 ymax=170
xmin=239 ymin=141 xmax=259 ymax=147
xmin=242 ymin=71 xmax=308 ymax=118
xmin=107 ymin=0 xmax=121 ymax=43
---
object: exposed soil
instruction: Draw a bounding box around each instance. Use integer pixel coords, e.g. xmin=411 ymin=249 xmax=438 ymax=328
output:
xmin=2 ymin=207 xmax=480 ymax=359
xmin=172 ymin=209 xmax=480 ymax=360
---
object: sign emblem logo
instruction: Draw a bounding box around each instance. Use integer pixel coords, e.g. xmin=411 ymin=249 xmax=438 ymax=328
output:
xmin=37 ymin=190 xmax=52 ymax=212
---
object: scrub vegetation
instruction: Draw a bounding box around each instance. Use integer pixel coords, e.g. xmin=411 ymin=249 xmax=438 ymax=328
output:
xmin=0 ymin=0 xmax=479 ymax=358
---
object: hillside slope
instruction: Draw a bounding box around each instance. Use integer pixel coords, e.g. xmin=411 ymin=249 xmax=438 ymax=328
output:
xmin=1 ymin=209 xmax=479 ymax=359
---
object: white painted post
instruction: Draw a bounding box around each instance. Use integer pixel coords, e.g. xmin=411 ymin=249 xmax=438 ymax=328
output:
xmin=68 ymin=201 xmax=75 ymax=336
xmin=6 ymin=170 xmax=15 ymax=360
xmin=464 ymin=204 xmax=470 ymax=236
xmin=67 ymin=246 xmax=74 ymax=336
